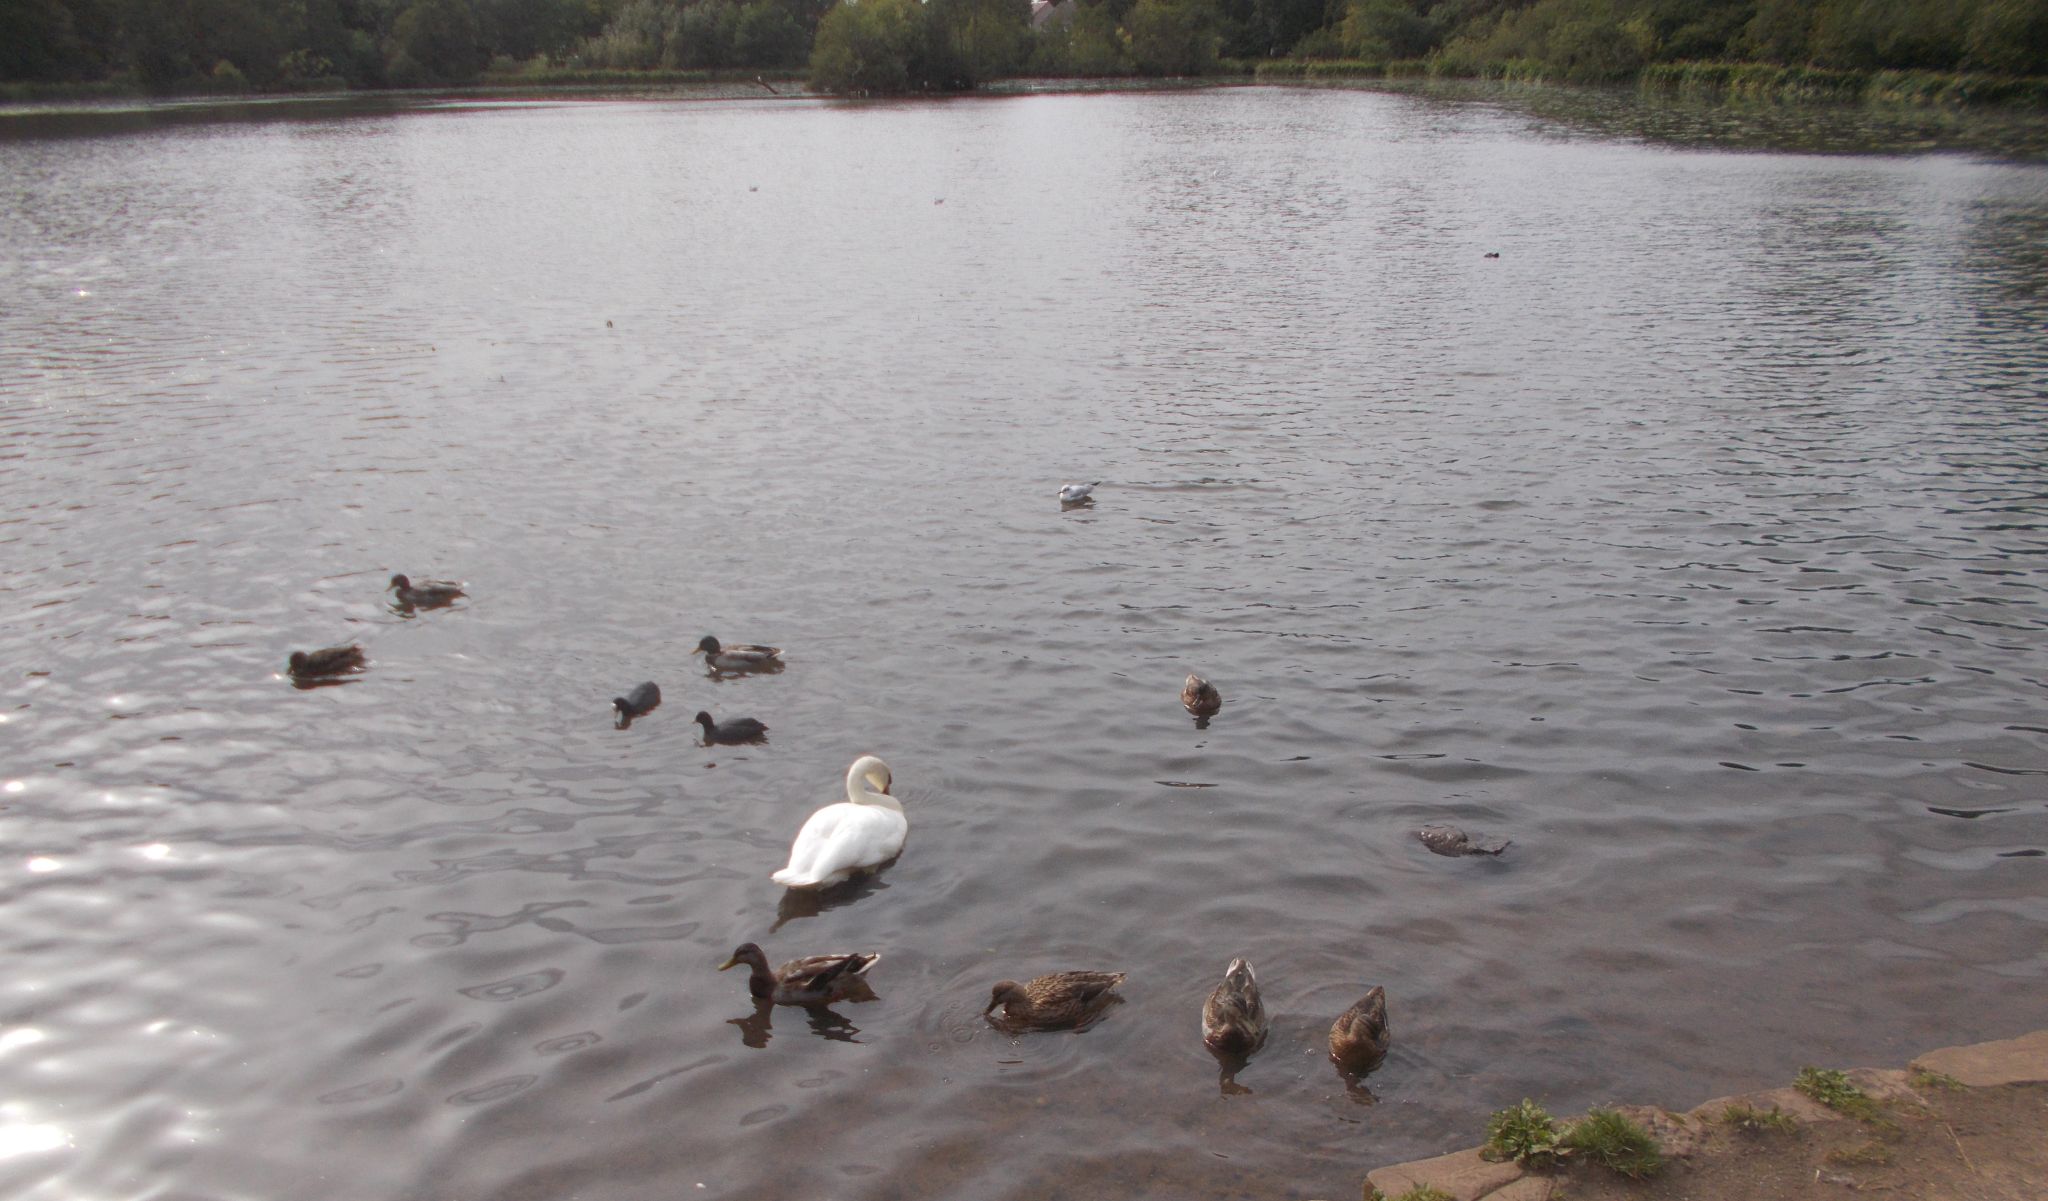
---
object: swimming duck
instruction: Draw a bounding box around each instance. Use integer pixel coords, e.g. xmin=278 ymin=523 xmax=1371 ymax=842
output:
xmin=288 ymin=644 xmax=365 ymax=679
xmin=1329 ymin=985 xmax=1390 ymax=1073
xmin=1182 ymin=673 xmax=1222 ymax=718
xmin=693 ymin=635 xmax=783 ymax=672
xmin=985 ymin=971 xmax=1126 ymax=1031
xmin=613 ymin=681 xmax=661 ymax=725
xmin=695 ymin=711 xmax=768 ymax=744
xmin=1058 ymin=481 xmax=1099 ymax=504
xmin=771 ymin=756 xmax=902 ymax=888
xmin=1202 ymin=958 xmax=1269 ymax=1057
xmin=388 ymin=574 xmax=465 ymax=608
xmin=718 ymin=941 xmax=879 ymax=1006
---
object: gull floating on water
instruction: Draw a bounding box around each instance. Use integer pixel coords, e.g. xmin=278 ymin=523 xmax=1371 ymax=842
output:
xmin=1058 ymin=481 xmax=1099 ymax=504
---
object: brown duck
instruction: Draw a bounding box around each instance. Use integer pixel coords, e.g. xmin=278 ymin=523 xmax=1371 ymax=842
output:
xmin=718 ymin=942 xmax=879 ymax=1006
xmin=1201 ymin=957 xmax=1268 ymax=1057
xmin=1182 ymin=673 xmax=1222 ymax=718
xmin=1329 ymin=985 xmax=1390 ymax=1073
xmin=984 ymin=971 xmax=1126 ymax=1031
xmin=288 ymin=644 xmax=365 ymax=679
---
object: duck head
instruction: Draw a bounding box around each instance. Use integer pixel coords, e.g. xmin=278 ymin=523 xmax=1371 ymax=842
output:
xmin=983 ymin=981 xmax=1026 ymax=1015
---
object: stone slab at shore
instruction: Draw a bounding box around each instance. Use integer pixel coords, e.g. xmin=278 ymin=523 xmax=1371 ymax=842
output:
xmin=1344 ymin=1028 xmax=2048 ymax=1201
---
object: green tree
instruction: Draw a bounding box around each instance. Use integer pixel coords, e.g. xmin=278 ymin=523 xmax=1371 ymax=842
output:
xmin=386 ymin=0 xmax=488 ymax=83
xmin=733 ymin=0 xmax=808 ymax=63
xmin=920 ymin=0 xmax=1028 ymax=85
xmin=1 ymin=0 xmax=107 ymax=80
xmin=809 ymin=0 xmax=924 ymax=91
xmin=1811 ymin=0 xmax=1968 ymax=70
xmin=1123 ymin=0 xmax=1221 ymax=73
xmin=1966 ymin=0 xmax=2048 ymax=74
xmin=1030 ymin=1 xmax=1128 ymax=73
xmin=1738 ymin=0 xmax=1816 ymax=63
xmin=480 ymin=0 xmax=592 ymax=58
xmin=671 ymin=1 xmax=738 ymax=66
xmin=1339 ymin=0 xmax=1438 ymax=59
xmin=1249 ymin=0 xmax=1327 ymax=56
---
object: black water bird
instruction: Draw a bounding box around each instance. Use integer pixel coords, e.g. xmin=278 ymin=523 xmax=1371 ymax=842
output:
xmin=288 ymin=644 xmax=365 ymax=679
xmin=613 ymin=681 xmax=661 ymax=726
xmin=695 ymin=710 xmax=768 ymax=744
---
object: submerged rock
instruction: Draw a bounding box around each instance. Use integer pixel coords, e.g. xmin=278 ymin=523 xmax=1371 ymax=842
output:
xmin=1416 ymin=824 xmax=1512 ymax=857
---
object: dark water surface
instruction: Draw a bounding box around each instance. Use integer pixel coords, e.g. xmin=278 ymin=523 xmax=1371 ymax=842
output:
xmin=3 ymin=87 xmax=2047 ymax=1200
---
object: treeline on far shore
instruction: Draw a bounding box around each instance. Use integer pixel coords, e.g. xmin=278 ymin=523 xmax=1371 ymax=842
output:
xmin=3 ymin=0 xmax=2045 ymax=99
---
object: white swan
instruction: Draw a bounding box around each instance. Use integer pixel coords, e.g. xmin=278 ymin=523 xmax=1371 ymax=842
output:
xmin=771 ymin=756 xmax=904 ymax=889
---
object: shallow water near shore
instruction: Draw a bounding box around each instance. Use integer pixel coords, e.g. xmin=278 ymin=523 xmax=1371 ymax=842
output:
xmin=2 ymin=86 xmax=2046 ymax=1200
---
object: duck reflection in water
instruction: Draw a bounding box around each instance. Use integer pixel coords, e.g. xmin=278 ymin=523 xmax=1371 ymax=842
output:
xmin=727 ymin=987 xmax=876 ymax=1049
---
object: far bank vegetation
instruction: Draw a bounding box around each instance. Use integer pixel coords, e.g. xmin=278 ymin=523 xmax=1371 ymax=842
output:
xmin=4 ymin=0 xmax=2045 ymax=98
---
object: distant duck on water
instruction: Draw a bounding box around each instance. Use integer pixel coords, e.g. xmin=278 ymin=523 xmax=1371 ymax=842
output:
xmin=613 ymin=681 xmax=661 ymax=726
xmin=388 ymin=573 xmax=465 ymax=608
xmin=695 ymin=710 xmax=768 ymax=744
xmin=1182 ymin=673 xmax=1222 ymax=719
xmin=694 ymin=635 xmax=784 ymax=672
xmin=288 ymin=644 xmax=365 ymax=680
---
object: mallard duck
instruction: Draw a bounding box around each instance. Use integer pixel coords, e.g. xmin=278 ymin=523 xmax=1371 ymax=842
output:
xmin=695 ymin=711 xmax=767 ymax=744
xmin=288 ymin=644 xmax=365 ymax=679
xmin=771 ymin=756 xmax=902 ymax=888
xmin=984 ymin=971 xmax=1126 ymax=1031
xmin=613 ymin=681 xmax=661 ymax=724
xmin=719 ymin=941 xmax=879 ymax=1006
xmin=1182 ymin=673 xmax=1222 ymax=718
xmin=1329 ymin=985 xmax=1390 ymax=1073
xmin=388 ymin=573 xmax=465 ymax=608
xmin=1058 ymin=481 xmax=1099 ymax=504
xmin=1202 ymin=958 xmax=1268 ymax=1057
xmin=693 ymin=635 xmax=783 ymax=671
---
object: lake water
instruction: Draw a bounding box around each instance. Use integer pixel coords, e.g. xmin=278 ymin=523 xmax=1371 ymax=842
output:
xmin=3 ymin=85 xmax=2046 ymax=1201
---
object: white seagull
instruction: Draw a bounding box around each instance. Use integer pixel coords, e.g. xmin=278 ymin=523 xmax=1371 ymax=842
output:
xmin=1058 ymin=481 xmax=1099 ymax=504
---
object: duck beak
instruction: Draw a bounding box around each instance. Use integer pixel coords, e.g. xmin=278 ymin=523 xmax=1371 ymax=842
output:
xmin=689 ymin=647 xmax=703 ymax=656
xmin=717 ymin=956 xmax=739 ymax=971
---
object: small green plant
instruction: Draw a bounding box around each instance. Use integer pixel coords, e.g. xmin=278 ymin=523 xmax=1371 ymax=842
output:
xmin=1391 ymin=1187 xmax=1454 ymax=1201
xmin=1795 ymin=1067 xmax=1881 ymax=1121
xmin=1484 ymin=1098 xmax=1562 ymax=1166
xmin=1720 ymin=1101 xmax=1797 ymax=1133
xmin=1559 ymin=1107 xmax=1663 ymax=1179
xmin=1909 ymin=1068 xmax=1964 ymax=1091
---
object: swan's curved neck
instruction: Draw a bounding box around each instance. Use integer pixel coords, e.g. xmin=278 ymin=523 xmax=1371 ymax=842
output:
xmin=845 ymin=775 xmax=901 ymax=811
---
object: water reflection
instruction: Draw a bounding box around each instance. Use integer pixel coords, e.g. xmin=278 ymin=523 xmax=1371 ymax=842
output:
xmin=770 ymin=871 xmax=894 ymax=932
xmin=727 ymin=993 xmax=876 ymax=1049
